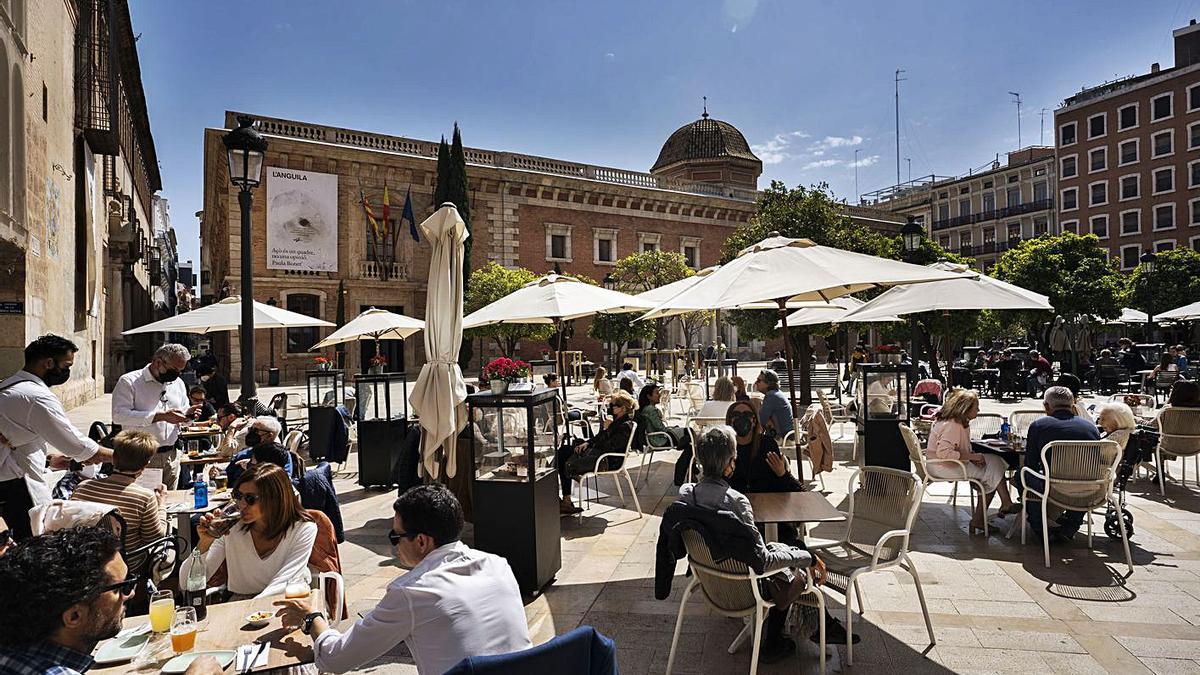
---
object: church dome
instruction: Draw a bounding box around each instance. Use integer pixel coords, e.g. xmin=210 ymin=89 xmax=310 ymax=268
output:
xmin=651 ymin=113 xmax=761 ymax=172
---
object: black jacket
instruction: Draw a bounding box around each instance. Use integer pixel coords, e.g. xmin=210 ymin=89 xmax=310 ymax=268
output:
xmin=655 ymin=499 xmax=766 ymax=600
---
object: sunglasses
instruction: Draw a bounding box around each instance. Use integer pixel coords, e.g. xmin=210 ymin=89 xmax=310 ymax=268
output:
xmin=388 ymin=530 xmax=421 ymax=546
xmin=85 ymin=576 xmax=140 ymax=600
xmin=232 ymin=490 xmax=260 ymax=505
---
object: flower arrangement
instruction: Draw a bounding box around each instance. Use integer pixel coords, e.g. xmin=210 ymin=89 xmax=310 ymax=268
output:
xmin=369 ymin=353 xmax=388 ymax=367
xmin=877 ymin=344 xmax=902 ymax=354
xmin=483 ymin=357 xmax=531 ymax=384
xmin=314 ymin=355 xmax=331 ymax=365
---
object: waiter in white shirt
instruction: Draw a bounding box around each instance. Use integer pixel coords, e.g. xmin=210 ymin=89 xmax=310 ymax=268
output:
xmin=275 ymin=485 xmax=531 ymax=674
xmin=111 ymin=343 xmax=200 ymax=491
xmin=0 ymin=335 xmax=113 ymax=541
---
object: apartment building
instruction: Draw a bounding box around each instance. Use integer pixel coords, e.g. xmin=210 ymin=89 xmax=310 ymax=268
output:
xmin=1055 ymin=20 xmax=1200 ymax=271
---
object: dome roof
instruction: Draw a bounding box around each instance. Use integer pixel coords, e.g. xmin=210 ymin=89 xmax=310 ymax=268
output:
xmin=651 ymin=114 xmax=760 ymax=172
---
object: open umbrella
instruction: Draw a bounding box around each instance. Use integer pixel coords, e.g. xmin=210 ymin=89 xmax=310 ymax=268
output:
xmin=463 ymin=274 xmax=655 ymax=400
xmin=641 ymin=234 xmax=967 ymax=421
xmin=775 ymin=296 xmax=904 ymax=328
xmin=122 ymin=296 xmax=333 ymax=335
xmin=409 ymin=204 xmax=470 ymax=479
xmin=1156 ymin=300 xmax=1200 ymax=322
xmin=311 ymin=307 xmax=424 ymax=354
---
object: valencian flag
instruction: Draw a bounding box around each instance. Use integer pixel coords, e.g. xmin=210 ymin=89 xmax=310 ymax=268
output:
xmin=360 ymin=189 xmax=381 ymax=240
xmin=382 ymin=185 xmax=392 ymax=233
xmin=402 ymin=189 xmax=419 ymax=242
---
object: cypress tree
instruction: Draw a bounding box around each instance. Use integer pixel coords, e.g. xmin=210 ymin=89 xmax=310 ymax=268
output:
xmin=433 ymin=124 xmax=474 ymax=370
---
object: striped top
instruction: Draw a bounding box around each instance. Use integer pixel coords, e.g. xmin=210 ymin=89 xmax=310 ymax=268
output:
xmin=71 ymin=473 xmax=167 ymax=562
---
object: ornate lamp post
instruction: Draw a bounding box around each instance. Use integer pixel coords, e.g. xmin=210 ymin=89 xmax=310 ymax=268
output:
xmin=266 ymin=297 xmax=279 ymax=386
xmin=901 ymin=216 xmax=925 ymax=385
xmin=1140 ymin=249 xmax=1157 ymax=343
xmin=222 ymin=115 xmax=268 ymax=400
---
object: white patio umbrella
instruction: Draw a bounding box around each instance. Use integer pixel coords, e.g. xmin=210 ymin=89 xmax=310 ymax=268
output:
xmin=122 ymin=295 xmax=333 ymax=335
xmin=842 ymin=262 xmax=1051 ymax=321
xmin=775 ymin=296 xmax=904 ymax=328
xmin=1156 ymin=300 xmax=1200 ymax=322
xmin=311 ymin=307 xmax=424 ymax=353
xmin=1100 ymin=308 xmax=1149 ymax=326
xmin=409 ymin=204 xmax=470 ymax=479
xmin=463 ymin=274 xmax=655 ymax=399
xmin=640 ymin=234 xmax=967 ymax=426
xmin=637 ymin=265 xmax=838 ymax=311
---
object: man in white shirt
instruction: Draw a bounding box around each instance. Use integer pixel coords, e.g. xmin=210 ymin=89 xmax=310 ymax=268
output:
xmin=616 ymin=362 xmax=645 ymax=393
xmin=0 ymin=335 xmax=112 ymax=541
xmin=275 ymin=485 xmax=531 ymax=674
xmin=111 ymin=343 xmax=199 ymax=491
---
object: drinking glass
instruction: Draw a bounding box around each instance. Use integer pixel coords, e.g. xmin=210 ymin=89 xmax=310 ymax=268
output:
xmin=205 ymin=502 xmax=241 ymax=538
xmin=149 ymin=590 xmax=174 ymax=633
xmin=170 ymin=607 xmax=197 ymax=654
xmin=284 ymin=572 xmax=310 ymax=600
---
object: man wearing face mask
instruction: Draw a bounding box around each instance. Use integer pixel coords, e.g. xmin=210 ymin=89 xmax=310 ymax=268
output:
xmin=0 ymin=335 xmax=113 ymax=541
xmin=112 ymin=343 xmax=200 ymax=491
xmin=218 ymin=416 xmax=290 ymax=486
xmin=274 ymin=485 xmax=531 ymax=674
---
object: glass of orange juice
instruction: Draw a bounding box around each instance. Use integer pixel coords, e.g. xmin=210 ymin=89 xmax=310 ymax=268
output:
xmin=149 ymin=590 xmax=174 ymax=633
xmin=170 ymin=607 xmax=198 ymax=654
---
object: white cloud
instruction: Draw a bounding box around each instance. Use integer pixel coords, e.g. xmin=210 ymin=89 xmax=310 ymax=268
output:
xmin=849 ymin=155 xmax=880 ymax=168
xmin=750 ymin=130 xmax=810 ymax=165
xmin=801 ymin=159 xmax=841 ymax=171
xmin=815 ymin=135 xmax=863 ymax=150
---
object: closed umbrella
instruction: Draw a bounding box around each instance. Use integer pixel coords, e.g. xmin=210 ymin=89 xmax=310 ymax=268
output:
xmin=409 ymin=204 xmax=470 ymax=479
xmin=122 ymin=296 xmax=333 ymax=334
xmin=311 ymin=307 xmax=424 ymax=353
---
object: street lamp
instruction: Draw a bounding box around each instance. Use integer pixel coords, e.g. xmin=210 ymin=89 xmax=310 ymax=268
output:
xmin=1140 ymin=249 xmax=1157 ymax=343
xmin=602 ymin=273 xmax=616 ymax=290
xmin=222 ymin=115 xmax=268 ymax=400
xmin=1140 ymin=249 xmax=1157 ymax=273
xmin=266 ymin=297 xmax=279 ymax=386
xmin=901 ymin=216 xmax=925 ymax=385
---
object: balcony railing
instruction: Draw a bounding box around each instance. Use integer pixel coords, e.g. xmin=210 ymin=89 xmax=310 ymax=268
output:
xmin=932 ymin=198 xmax=1054 ymax=231
xmin=361 ymin=261 xmax=409 ymax=282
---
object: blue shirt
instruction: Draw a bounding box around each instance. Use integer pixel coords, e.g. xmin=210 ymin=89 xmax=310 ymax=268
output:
xmin=757 ymin=388 xmax=794 ymax=438
xmin=1024 ymin=409 xmax=1100 ymax=474
xmin=0 ymin=641 xmax=94 ymax=675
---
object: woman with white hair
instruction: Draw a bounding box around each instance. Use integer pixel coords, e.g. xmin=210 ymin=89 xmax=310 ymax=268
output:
xmin=1095 ymin=401 xmax=1137 ymax=451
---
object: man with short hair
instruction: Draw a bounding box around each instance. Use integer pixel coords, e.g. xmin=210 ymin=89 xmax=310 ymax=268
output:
xmin=221 ymin=416 xmax=290 ymax=485
xmin=0 ymin=527 xmax=221 ymax=675
xmin=112 ymin=343 xmax=202 ymax=491
xmin=615 ymin=362 xmax=645 ymax=392
xmin=276 ymin=484 xmax=530 ymax=674
xmin=70 ymin=430 xmax=168 ymax=566
xmin=197 ymin=364 xmax=229 ymax=408
xmin=1026 ymin=349 xmax=1053 ymax=397
xmin=754 ymin=369 xmax=793 ymax=439
xmin=0 ymin=335 xmax=112 ymax=541
xmin=1117 ymin=338 xmax=1146 ymax=374
xmin=1023 ymin=386 xmax=1102 ymax=541
xmin=1174 ymin=345 xmax=1190 ymax=378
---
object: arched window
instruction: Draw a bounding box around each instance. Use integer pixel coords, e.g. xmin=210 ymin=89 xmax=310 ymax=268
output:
xmin=286 ymin=292 xmax=321 ymax=353
xmin=12 ymin=63 xmax=24 ymax=226
xmin=0 ymin=44 xmax=10 ymax=215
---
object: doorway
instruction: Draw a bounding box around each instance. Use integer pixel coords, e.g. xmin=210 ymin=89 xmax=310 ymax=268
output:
xmin=358 ymin=304 xmax=407 ymax=374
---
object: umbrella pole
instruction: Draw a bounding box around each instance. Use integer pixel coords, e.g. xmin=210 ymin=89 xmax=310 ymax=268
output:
xmin=556 ymin=318 xmax=568 ymax=403
xmin=778 ymin=300 xmax=806 ymax=483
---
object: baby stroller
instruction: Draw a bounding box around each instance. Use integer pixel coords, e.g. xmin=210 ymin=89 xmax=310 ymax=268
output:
xmin=1105 ymin=428 xmax=1151 ymax=539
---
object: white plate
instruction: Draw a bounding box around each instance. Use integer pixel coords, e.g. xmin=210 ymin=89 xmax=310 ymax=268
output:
xmin=93 ymin=624 xmax=152 ymax=664
xmin=161 ymin=650 xmax=237 ymax=674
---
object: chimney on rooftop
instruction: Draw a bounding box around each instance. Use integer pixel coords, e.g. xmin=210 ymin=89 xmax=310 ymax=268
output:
xmin=1174 ymin=19 xmax=1200 ymax=68
xmin=1152 ymin=63 xmax=1161 ymax=73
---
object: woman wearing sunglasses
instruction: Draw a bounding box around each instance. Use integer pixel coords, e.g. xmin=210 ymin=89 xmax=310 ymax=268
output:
xmin=186 ymin=464 xmax=316 ymax=600
xmin=556 ymin=390 xmax=638 ymax=514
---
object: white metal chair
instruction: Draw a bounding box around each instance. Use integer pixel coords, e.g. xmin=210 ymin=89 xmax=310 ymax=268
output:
xmin=643 ymin=426 xmax=690 ymax=486
xmin=684 ymin=416 xmax=727 ymax=483
xmin=1154 ymin=406 xmax=1200 ymax=494
xmin=969 ymin=413 xmax=1005 ymax=440
xmin=576 ymin=421 xmax=641 ymax=521
xmin=1007 ymin=409 xmax=1043 ymax=439
xmin=809 ymin=466 xmax=935 ymax=667
xmin=665 ymin=529 xmax=826 ymax=675
xmin=782 ymin=428 xmax=824 ymax=491
xmin=1020 ymin=439 xmax=1132 ymax=574
xmin=901 ymin=424 xmax=988 ymax=536
xmin=817 ymin=390 xmax=850 ymax=441
xmin=318 ymin=571 xmax=345 ymax=621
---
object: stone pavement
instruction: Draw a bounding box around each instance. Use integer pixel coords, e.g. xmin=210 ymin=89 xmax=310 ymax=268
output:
xmin=65 ymin=383 xmax=1200 ymax=674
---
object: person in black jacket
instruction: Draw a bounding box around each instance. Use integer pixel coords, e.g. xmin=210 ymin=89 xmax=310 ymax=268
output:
xmin=556 ymin=390 xmax=637 ymax=514
xmin=726 ymin=400 xmax=803 ymax=497
xmin=198 ymin=365 xmax=230 ymax=408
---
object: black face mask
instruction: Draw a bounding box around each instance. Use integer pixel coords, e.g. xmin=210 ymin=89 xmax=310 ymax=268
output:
xmin=42 ymin=366 xmax=71 ymax=387
xmin=730 ymin=413 xmax=755 ymax=437
xmin=245 ymin=430 xmax=263 ymax=447
xmin=156 ymin=367 xmax=181 ymax=384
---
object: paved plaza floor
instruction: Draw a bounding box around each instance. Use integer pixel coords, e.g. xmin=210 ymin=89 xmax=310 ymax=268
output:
xmin=66 ymin=381 xmax=1200 ymax=674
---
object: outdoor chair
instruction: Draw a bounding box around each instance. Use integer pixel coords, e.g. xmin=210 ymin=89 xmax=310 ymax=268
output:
xmin=782 ymin=428 xmax=824 ymax=491
xmin=576 ymin=421 xmax=641 ymax=521
xmin=665 ymin=528 xmax=826 ymax=675
xmin=1154 ymin=371 xmax=1181 ymax=407
xmin=969 ymin=413 xmax=1005 ymax=440
xmin=996 ymin=362 xmax=1023 ymax=400
xmin=902 ymin=424 xmax=988 ymax=536
xmin=1109 ymin=393 xmax=1155 ymax=419
xmin=1007 ymin=410 xmax=1044 ymax=439
xmin=1154 ymin=406 xmax=1200 ymax=495
xmin=1020 ymin=439 xmax=1132 ymax=574
xmin=808 ymin=466 xmax=935 ymax=667
xmin=446 ymin=625 xmax=618 ymax=675
xmin=1096 ymin=364 xmax=1125 ymax=395
xmin=643 ymin=427 xmax=693 ymax=486
xmin=818 ymin=390 xmax=850 ymax=441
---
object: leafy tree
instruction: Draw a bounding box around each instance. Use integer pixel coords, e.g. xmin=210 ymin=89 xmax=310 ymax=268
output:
xmin=609 ymin=250 xmax=697 ymax=347
xmin=589 ymin=312 xmax=655 ymax=366
xmin=993 ymin=232 xmax=1123 ymax=369
xmin=464 ymin=263 xmax=553 ymax=356
xmin=1125 ymin=247 xmax=1200 ymax=319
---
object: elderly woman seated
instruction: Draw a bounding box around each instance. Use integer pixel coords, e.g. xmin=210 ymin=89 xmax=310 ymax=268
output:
xmin=1096 ymin=401 xmax=1137 ymax=451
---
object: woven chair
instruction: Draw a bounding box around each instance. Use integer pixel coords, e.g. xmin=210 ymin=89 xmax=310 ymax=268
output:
xmin=665 ymin=529 xmax=826 ymax=675
xmin=809 ymin=466 xmax=935 ymax=667
xmin=1155 ymin=406 xmax=1200 ymax=495
xmin=576 ymin=422 xmax=641 ymax=521
xmin=969 ymin=413 xmax=1004 ymax=440
xmin=901 ymin=424 xmax=987 ymax=536
xmin=1007 ymin=410 xmax=1044 ymax=439
xmin=1020 ymin=439 xmax=1132 ymax=574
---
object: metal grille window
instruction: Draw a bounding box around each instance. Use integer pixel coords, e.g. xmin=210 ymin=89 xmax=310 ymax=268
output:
xmin=1119 ymin=139 xmax=1138 ymax=165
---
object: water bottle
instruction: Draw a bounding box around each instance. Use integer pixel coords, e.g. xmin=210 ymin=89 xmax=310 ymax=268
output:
xmin=193 ymin=475 xmax=209 ymax=509
xmin=1000 ymin=420 xmax=1010 ymax=442
xmin=184 ymin=547 xmax=208 ymax=620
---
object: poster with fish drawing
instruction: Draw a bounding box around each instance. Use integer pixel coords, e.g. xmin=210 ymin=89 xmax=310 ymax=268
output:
xmin=265 ymin=167 xmax=338 ymax=271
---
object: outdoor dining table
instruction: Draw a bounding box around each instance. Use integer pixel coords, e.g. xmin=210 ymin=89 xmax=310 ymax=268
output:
xmin=165 ymin=488 xmax=229 ymax=553
xmin=748 ymin=490 xmax=846 ymax=541
xmin=90 ymin=591 xmax=320 ymax=673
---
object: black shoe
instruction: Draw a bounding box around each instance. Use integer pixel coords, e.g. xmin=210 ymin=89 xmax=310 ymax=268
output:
xmin=760 ymin=636 xmax=796 ymax=663
xmin=811 ymin=618 xmax=861 ymax=645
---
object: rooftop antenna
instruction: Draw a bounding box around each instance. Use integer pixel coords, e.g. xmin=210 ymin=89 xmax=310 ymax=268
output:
xmin=1039 ymin=108 xmax=1049 ymax=145
xmin=1009 ymin=91 xmax=1022 ymax=148
xmin=895 ymin=68 xmax=907 ymax=186
xmin=702 ymin=96 xmax=709 ymax=119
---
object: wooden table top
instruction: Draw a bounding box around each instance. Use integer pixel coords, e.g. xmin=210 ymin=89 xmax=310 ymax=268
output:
xmin=179 ymin=454 xmax=227 ymax=467
xmin=748 ymin=491 xmax=846 ymax=525
xmin=165 ymin=489 xmax=230 ymax=514
xmin=90 ymin=592 xmax=318 ymax=674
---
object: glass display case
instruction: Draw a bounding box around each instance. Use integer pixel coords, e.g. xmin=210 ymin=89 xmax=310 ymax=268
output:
xmin=353 ymin=373 xmax=410 ymax=487
xmin=306 ymin=369 xmax=344 ymax=463
xmin=353 ymin=373 xmax=409 ymax=422
xmin=856 ymin=363 xmax=911 ymax=471
xmin=467 ymin=389 xmax=562 ymax=595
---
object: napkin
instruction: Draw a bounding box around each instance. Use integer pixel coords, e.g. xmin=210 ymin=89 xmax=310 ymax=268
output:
xmin=237 ymin=642 xmax=270 ymax=672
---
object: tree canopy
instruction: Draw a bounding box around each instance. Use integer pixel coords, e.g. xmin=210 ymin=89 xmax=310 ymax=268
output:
xmin=1125 ymin=247 xmax=1200 ymax=319
xmin=607 ymin=250 xmax=706 ymax=348
xmin=993 ymin=232 xmax=1123 ymax=323
xmin=464 ymin=262 xmax=553 ymax=356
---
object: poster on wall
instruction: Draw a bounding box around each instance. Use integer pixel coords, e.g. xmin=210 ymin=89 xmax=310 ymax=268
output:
xmin=266 ymin=167 xmax=338 ymax=272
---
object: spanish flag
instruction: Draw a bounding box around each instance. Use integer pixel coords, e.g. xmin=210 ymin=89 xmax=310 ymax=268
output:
xmin=361 ymin=189 xmax=380 ymax=240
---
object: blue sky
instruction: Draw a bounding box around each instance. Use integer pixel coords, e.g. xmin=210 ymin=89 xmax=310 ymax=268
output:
xmin=130 ymin=1 xmax=1200 ymax=270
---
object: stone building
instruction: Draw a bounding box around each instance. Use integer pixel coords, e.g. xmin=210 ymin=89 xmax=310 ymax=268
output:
xmin=199 ymin=110 xmax=904 ymax=385
xmin=0 ymin=0 xmax=162 ymax=406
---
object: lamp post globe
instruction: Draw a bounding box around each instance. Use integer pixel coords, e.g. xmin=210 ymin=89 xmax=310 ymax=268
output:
xmin=1140 ymin=249 xmax=1157 ymax=342
xmin=1140 ymin=249 xmax=1157 ymax=274
xmin=900 ymin=216 xmax=925 ymax=384
xmin=222 ymin=115 xmax=268 ymax=401
xmin=901 ymin=215 xmax=924 ymax=255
